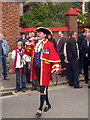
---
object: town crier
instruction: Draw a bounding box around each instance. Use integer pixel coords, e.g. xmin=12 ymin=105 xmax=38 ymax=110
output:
xmin=24 ymin=27 xmax=60 ymax=116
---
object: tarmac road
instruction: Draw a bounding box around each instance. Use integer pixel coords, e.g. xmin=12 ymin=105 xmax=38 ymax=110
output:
xmin=1 ymin=82 xmax=88 ymax=119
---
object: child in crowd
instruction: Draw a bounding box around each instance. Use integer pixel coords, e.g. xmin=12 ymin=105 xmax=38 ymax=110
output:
xmin=9 ymin=41 xmax=31 ymax=93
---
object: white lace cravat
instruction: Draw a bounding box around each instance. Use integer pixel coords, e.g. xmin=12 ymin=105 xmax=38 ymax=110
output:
xmin=35 ymin=39 xmax=44 ymax=52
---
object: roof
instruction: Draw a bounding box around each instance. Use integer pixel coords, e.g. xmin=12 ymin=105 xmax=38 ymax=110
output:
xmin=64 ymin=8 xmax=79 ymax=16
xmin=74 ymin=8 xmax=82 ymax=13
xmin=20 ymin=27 xmax=69 ymax=33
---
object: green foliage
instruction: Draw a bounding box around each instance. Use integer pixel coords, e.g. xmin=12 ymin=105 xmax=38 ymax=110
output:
xmin=78 ymin=13 xmax=87 ymax=24
xmin=20 ymin=2 xmax=81 ymax=28
xmin=77 ymin=13 xmax=88 ymax=29
xmin=32 ymin=4 xmax=49 ymax=22
xmin=20 ymin=14 xmax=32 ymax=28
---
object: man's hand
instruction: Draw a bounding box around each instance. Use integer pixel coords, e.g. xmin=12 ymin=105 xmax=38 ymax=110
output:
xmin=8 ymin=52 xmax=12 ymax=56
xmin=54 ymin=69 xmax=59 ymax=74
xmin=86 ymin=53 xmax=88 ymax=57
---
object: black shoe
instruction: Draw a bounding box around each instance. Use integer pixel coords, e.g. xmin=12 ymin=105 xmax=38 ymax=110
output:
xmin=44 ymin=104 xmax=51 ymax=112
xmin=74 ymin=85 xmax=83 ymax=88
xmin=15 ymin=89 xmax=20 ymax=93
xmin=31 ymin=87 xmax=36 ymax=91
xmin=36 ymin=87 xmax=40 ymax=92
xmin=36 ymin=110 xmax=42 ymax=116
xmin=85 ymin=81 xmax=88 ymax=84
xmin=22 ymin=89 xmax=26 ymax=92
xmin=69 ymin=84 xmax=73 ymax=86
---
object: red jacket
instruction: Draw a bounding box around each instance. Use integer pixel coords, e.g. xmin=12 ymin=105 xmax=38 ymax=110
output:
xmin=24 ymin=39 xmax=60 ymax=86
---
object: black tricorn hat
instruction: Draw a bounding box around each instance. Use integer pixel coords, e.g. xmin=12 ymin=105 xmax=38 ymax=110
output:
xmin=36 ymin=27 xmax=53 ymax=35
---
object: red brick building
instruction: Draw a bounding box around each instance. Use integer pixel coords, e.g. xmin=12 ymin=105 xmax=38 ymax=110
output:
xmin=0 ymin=2 xmax=20 ymax=51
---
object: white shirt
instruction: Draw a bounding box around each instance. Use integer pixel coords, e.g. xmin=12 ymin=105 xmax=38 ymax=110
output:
xmin=63 ymin=43 xmax=69 ymax=63
xmin=76 ymin=43 xmax=79 ymax=59
xmin=57 ymin=35 xmax=63 ymax=45
xmin=35 ymin=39 xmax=44 ymax=52
xmin=11 ymin=49 xmax=31 ymax=68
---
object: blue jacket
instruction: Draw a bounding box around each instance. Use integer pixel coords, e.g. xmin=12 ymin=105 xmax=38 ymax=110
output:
xmin=2 ymin=40 xmax=9 ymax=55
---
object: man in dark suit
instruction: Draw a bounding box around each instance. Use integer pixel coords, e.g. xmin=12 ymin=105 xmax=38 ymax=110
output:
xmin=78 ymin=29 xmax=89 ymax=80
xmin=57 ymin=31 xmax=67 ymax=76
xmin=81 ymin=31 xmax=90 ymax=83
xmin=66 ymin=31 xmax=82 ymax=88
xmin=88 ymin=33 xmax=90 ymax=88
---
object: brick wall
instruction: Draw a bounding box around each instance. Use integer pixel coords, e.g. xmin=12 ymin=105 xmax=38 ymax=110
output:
xmin=65 ymin=15 xmax=78 ymax=37
xmin=0 ymin=1 xmax=2 ymax=33
xmin=68 ymin=16 xmax=78 ymax=35
xmin=2 ymin=2 xmax=20 ymax=51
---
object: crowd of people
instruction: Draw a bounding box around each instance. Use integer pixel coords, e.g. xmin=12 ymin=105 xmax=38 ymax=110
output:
xmin=0 ymin=27 xmax=90 ymax=116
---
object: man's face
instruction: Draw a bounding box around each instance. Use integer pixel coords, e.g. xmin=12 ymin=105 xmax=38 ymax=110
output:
xmin=86 ymin=33 xmax=90 ymax=42
xmin=72 ymin=32 xmax=77 ymax=39
xmin=58 ymin=31 xmax=62 ymax=37
xmin=37 ymin=32 xmax=46 ymax=40
xmin=85 ymin=31 xmax=88 ymax=36
xmin=22 ymin=34 xmax=25 ymax=38
xmin=29 ymin=33 xmax=32 ymax=38
xmin=31 ymin=32 xmax=35 ymax=37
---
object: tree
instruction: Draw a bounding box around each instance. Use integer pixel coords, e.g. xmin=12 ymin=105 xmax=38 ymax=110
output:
xmin=20 ymin=2 xmax=82 ymax=28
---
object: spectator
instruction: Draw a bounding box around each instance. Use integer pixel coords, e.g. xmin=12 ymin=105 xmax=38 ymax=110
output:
xmin=57 ymin=31 xmax=67 ymax=77
xmin=31 ymin=31 xmax=36 ymax=38
xmin=63 ymin=42 xmax=69 ymax=82
xmin=0 ymin=33 xmax=10 ymax=81
xmin=66 ymin=31 xmax=82 ymax=88
xmin=47 ymin=34 xmax=57 ymax=51
xmin=78 ymin=29 xmax=89 ymax=80
xmin=81 ymin=31 xmax=90 ymax=83
xmin=8 ymin=41 xmax=31 ymax=93
xmin=88 ymin=33 xmax=90 ymax=88
xmin=25 ymin=31 xmax=30 ymax=40
xmin=28 ymin=31 xmax=32 ymax=39
xmin=25 ymin=31 xmax=32 ymax=84
xmin=18 ymin=32 xmax=27 ymax=47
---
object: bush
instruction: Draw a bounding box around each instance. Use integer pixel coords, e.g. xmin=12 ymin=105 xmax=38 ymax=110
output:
xmin=20 ymin=2 xmax=82 ymax=28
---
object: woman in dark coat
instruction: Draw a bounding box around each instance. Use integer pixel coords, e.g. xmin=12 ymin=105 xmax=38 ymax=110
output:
xmin=47 ymin=34 xmax=57 ymax=51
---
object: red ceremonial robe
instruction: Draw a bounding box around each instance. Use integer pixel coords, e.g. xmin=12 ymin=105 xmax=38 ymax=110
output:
xmin=24 ymin=39 xmax=60 ymax=86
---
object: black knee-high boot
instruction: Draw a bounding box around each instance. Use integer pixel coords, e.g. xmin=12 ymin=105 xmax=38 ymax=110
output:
xmin=39 ymin=94 xmax=46 ymax=111
xmin=46 ymin=93 xmax=50 ymax=106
